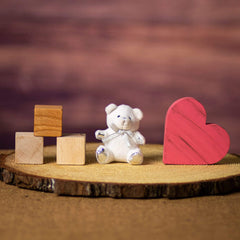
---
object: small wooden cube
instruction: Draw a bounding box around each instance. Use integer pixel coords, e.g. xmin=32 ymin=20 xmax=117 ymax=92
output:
xmin=15 ymin=132 xmax=43 ymax=164
xmin=34 ymin=105 xmax=63 ymax=137
xmin=57 ymin=134 xmax=86 ymax=165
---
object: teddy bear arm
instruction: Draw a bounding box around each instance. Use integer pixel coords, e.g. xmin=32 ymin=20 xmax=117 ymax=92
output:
xmin=95 ymin=128 xmax=113 ymax=140
xmin=134 ymin=131 xmax=145 ymax=145
xmin=95 ymin=129 xmax=107 ymax=140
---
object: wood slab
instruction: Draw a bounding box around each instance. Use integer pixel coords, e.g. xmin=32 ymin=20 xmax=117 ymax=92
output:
xmin=0 ymin=143 xmax=240 ymax=199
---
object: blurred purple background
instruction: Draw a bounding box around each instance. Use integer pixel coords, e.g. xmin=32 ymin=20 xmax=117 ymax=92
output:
xmin=0 ymin=0 xmax=239 ymax=153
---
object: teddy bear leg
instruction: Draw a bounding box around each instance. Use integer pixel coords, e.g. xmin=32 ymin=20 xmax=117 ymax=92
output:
xmin=96 ymin=145 xmax=113 ymax=164
xmin=127 ymin=149 xmax=143 ymax=165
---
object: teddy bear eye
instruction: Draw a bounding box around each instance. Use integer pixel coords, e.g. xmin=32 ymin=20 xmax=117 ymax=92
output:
xmin=117 ymin=115 xmax=120 ymax=118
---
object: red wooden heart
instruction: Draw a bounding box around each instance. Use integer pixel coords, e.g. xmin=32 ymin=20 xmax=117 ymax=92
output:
xmin=163 ymin=97 xmax=230 ymax=165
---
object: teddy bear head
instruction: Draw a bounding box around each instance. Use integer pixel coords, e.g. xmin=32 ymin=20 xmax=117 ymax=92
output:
xmin=105 ymin=103 xmax=143 ymax=132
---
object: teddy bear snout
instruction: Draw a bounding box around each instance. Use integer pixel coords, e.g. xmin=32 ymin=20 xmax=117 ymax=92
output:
xmin=121 ymin=118 xmax=128 ymax=125
xmin=122 ymin=117 xmax=128 ymax=123
xmin=117 ymin=117 xmax=130 ymax=130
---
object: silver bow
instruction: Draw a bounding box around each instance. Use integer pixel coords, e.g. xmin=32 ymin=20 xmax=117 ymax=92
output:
xmin=102 ymin=130 xmax=135 ymax=148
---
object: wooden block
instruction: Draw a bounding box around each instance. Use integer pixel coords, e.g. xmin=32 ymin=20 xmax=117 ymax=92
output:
xmin=163 ymin=97 xmax=230 ymax=165
xmin=57 ymin=134 xmax=86 ymax=165
xmin=15 ymin=132 xmax=43 ymax=164
xmin=34 ymin=105 xmax=63 ymax=137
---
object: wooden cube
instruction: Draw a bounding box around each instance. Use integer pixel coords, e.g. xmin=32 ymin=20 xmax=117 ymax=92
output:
xmin=15 ymin=132 xmax=43 ymax=164
xmin=57 ymin=134 xmax=86 ymax=165
xmin=34 ymin=105 xmax=63 ymax=137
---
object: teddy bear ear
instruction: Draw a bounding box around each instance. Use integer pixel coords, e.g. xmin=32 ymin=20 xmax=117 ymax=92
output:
xmin=105 ymin=103 xmax=117 ymax=114
xmin=133 ymin=108 xmax=143 ymax=120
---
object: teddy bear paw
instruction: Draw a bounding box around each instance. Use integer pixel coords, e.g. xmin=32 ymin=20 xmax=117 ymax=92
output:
xmin=96 ymin=146 xmax=112 ymax=164
xmin=127 ymin=152 xmax=143 ymax=165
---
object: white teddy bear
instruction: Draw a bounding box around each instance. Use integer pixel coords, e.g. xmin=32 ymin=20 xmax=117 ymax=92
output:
xmin=95 ymin=103 xmax=145 ymax=165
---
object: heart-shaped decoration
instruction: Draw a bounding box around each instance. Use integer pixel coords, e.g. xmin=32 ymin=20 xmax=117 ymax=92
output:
xmin=163 ymin=97 xmax=230 ymax=165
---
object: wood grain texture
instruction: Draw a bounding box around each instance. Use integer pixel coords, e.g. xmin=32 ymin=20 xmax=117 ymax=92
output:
xmin=1 ymin=143 xmax=240 ymax=198
xmin=34 ymin=105 xmax=63 ymax=137
xmin=57 ymin=134 xmax=86 ymax=165
xmin=15 ymin=132 xmax=43 ymax=164
xmin=163 ymin=97 xmax=230 ymax=165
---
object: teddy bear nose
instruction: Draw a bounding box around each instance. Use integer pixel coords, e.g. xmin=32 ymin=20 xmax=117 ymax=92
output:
xmin=122 ymin=117 xmax=129 ymax=125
